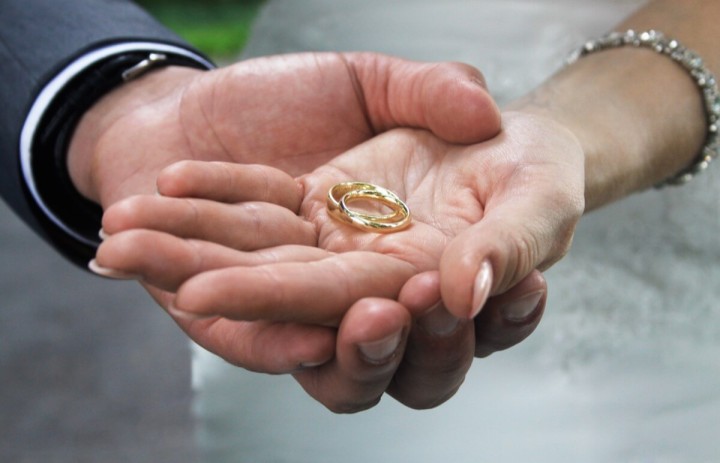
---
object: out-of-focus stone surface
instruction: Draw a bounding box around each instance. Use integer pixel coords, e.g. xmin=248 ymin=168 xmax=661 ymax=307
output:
xmin=0 ymin=200 xmax=196 ymax=463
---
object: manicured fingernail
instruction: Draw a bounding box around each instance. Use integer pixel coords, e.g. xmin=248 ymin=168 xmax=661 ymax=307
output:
xmin=98 ymin=228 xmax=110 ymax=240
xmin=358 ymin=330 xmax=402 ymax=364
xmin=418 ymin=302 xmax=461 ymax=337
xmin=88 ymin=259 xmax=138 ymax=280
xmin=470 ymin=260 xmax=493 ymax=319
xmin=167 ymin=303 xmax=214 ymax=322
xmin=500 ymin=291 xmax=544 ymax=323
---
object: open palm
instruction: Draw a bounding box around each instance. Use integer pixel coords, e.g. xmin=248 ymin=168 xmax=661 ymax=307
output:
xmin=170 ymin=112 xmax=584 ymax=324
xmin=95 ymin=111 xmax=582 ymax=411
xmin=84 ymin=51 xmax=500 ymax=372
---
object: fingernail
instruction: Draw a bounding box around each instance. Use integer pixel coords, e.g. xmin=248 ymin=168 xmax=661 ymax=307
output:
xmin=418 ymin=302 xmax=461 ymax=337
xmin=98 ymin=228 xmax=110 ymax=241
xmin=299 ymin=360 xmax=327 ymax=369
xmin=167 ymin=303 xmax=214 ymax=322
xmin=88 ymin=259 xmax=138 ymax=280
xmin=470 ymin=260 xmax=493 ymax=319
xmin=358 ymin=330 xmax=402 ymax=364
xmin=499 ymin=291 xmax=544 ymax=323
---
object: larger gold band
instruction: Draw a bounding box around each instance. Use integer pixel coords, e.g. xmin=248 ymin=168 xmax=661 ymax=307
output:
xmin=327 ymin=182 xmax=411 ymax=233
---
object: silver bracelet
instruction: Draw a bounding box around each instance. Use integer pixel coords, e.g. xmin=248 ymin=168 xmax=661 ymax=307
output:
xmin=568 ymin=30 xmax=720 ymax=187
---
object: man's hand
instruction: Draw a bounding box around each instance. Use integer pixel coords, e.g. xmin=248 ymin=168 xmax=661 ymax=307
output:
xmin=78 ymin=52 xmax=503 ymax=406
xmin=68 ymin=53 xmax=500 ymax=207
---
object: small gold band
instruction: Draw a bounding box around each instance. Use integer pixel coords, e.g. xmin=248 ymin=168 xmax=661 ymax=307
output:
xmin=327 ymin=182 xmax=411 ymax=233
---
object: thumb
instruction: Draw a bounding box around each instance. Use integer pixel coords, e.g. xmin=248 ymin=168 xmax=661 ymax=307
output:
xmin=439 ymin=193 xmax=579 ymax=320
xmin=345 ymin=53 xmax=501 ymax=143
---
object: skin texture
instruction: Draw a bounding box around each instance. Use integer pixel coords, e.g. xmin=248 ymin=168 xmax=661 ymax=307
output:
xmin=152 ymin=114 xmax=582 ymax=322
xmin=68 ymin=53 xmax=501 ymax=205
xmin=77 ymin=0 xmax=720 ymax=412
xmin=510 ymin=0 xmax=719 ymax=207
xmin=73 ymin=52 xmax=549 ymax=411
xmin=96 ymin=112 xmax=581 ymax=410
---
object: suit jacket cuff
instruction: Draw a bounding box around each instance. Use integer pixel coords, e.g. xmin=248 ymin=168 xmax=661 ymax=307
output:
xmin=19 ymin=42 xmax=214 ymax=267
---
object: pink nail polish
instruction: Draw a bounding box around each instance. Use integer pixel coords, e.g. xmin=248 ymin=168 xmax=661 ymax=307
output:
xmin=88 ymin=259 xmax=138 ymax=280
xmin=470 ymin=260 xmax=493 ymax=319
xmin=167 ymin=303 xmax=214 ymax=322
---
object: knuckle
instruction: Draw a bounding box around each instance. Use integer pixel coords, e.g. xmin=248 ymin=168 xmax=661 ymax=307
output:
xmin=502 ymin=230 xmax=541 ymax=290
xmin=218 ymin=162 xmax=241 ymax=196
xmin=239 ymin=202 xmax=265 ymax=248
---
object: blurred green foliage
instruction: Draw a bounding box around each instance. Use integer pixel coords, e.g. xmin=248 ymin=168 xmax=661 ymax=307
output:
xmin=136 ymin=0 xmax=266 ymax=59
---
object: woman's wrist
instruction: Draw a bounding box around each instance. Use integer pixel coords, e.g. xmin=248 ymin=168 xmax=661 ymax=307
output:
xmin=508 ymin=45 xmax=706 ymax=211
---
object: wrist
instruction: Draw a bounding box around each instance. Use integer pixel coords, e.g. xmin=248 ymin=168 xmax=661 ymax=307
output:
xmin=19 ymin=43 xmax=212 ymax=266
xmin=508 ymin=46 xmax=706 ymax=210
xmin=67 ymin=65 xmax=203 ymax=205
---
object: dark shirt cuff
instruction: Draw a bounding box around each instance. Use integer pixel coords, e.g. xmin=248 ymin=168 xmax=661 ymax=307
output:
xmin=19 ymin=42 xmax=215 ymax=267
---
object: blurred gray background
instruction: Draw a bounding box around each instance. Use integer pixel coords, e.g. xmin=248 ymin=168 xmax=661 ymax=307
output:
xmin=0 ymin=199 xmax=197 ymax=462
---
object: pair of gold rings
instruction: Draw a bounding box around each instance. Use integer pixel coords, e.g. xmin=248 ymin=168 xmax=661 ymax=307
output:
xmin=327 ymin=182 xmax=411 ymax=233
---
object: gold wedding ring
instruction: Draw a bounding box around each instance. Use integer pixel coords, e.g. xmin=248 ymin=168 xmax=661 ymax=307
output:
xmin=327 ymin=182 xmax=411 ymax=233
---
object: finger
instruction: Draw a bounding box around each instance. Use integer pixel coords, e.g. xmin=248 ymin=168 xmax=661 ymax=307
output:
xmin=473 ymin=270 xmax=547 ymax=358
xmin=188 ymin=318 xmax=338 ymax=373
xmin=93 ymin=229 xmax=331 ymax=292
xmin=172 ymin=252 xmax=418 ymax=325
xmin=439 ymin=134 xmax=583 ymax=319
xmin=346 ymin=54 xmax=502 ymax=143
xmin=439 ymin=189 xmax=577 ymax=319
xmin=142 ymin=284 xmax=337 ymax=374
xmin=388 ymin=271 xmax=474 ymax=409
xmin=157 ymin=161 xmax=303 ymax=211
xmin=102 ymin=195 xmax=317 ymax=251
xmin=293 ymin=297 xmax=410 ymax=413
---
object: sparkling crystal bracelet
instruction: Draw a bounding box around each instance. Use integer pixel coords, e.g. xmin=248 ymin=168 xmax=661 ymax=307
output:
xmin=567 ymin=30 xmax=720 ymax=187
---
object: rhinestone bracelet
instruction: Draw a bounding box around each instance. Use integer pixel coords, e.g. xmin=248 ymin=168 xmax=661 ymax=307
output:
xmin=567 ymin=30 xmax=720 ymax=187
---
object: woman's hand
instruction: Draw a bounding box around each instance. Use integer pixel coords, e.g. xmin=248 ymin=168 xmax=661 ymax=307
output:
xmin=168 ymin=112 xmax=584 ymax=323
xmin=96 ymin=111 xmax=584 ymax=411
